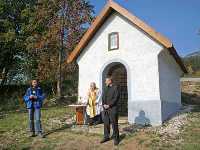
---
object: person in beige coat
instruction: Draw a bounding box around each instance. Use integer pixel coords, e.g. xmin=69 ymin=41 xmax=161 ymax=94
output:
xmin=85 ymin=82 xmax=103 ymax=125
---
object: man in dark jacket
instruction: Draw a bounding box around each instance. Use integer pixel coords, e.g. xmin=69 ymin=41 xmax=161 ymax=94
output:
xmin=100 ymin=76 xmax=120 ymax=145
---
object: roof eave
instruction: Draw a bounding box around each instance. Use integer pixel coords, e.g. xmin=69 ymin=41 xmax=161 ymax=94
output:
xmin=168 ymin=46 xmax=188 ymax=73
xmin=65 ymin=1 xmax=113 ymax=64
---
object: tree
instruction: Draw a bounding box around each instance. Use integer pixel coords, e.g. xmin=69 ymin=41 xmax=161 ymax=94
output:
xmin=187 ymin=64 xmax=194 ymax=74
xmin=0 ymin=0 xmax=37 ymax=85
xmin=26 ymin=0 xmax=94 ymax=97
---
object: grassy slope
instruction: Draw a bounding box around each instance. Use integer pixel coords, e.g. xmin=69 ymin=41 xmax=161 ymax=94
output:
xmin=181 ymin=106 xmax=200 ymax=150
xmin=0 ymin=106 xmax=200 ymax=150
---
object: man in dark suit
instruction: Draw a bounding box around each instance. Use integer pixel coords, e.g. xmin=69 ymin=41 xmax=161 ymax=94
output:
xmin=100 ymin=76 xmax=120 ymax=145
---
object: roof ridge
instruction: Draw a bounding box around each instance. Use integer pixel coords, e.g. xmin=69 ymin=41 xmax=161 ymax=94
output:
xmin=65 ymin=1 xmax=187 ymax=73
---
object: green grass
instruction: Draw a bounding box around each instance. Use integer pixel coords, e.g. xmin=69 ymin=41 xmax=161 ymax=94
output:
xmin=0 ymin=106 xmax=71 ymax=149
xmin=0 ymin=105 xmax=200 ymax=150
xmin=180 ymin=106 xmax=200 ymax=149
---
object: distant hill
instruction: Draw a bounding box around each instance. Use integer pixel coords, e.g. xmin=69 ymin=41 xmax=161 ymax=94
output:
xmin=182 ymin=50 xmax=200 ymax=76
xmin=185 ymin=50 xmax=200 ymax=58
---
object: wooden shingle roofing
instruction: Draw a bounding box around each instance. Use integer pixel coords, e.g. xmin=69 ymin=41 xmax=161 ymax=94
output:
xmin=65 ymin=0 xmax=187 ymax=73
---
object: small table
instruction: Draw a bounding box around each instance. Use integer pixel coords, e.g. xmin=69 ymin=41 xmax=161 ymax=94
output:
xmin=68 ymin=104 xmax=87 ymax=125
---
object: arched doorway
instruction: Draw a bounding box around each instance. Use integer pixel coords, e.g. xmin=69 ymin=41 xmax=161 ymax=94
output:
xmin=102 ymin=62 xmax=128 ymax=116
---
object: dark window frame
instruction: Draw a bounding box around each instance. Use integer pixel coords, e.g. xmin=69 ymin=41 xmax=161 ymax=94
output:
xmin=108 ymin=32 xmax=119 ymax=51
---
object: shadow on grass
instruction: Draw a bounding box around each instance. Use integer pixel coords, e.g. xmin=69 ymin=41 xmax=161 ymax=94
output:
xmin=21 ymin=147 xmax=31 ymax=150
xmin=44 ymin=123 xmax=73 ymax=137
xmin=119 ymin=133 xmax=126 ymax=143
xmin=182 ymin=92 xmax=200 ymax=112
xmin=182 ymin=92 xmax=200 ymax=105
xmin=191 ymin=105 xmax=200 ymax=112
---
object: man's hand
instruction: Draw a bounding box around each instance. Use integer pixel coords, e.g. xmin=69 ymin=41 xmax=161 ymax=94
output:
xmin=29 ymin=95 xmax=37 ymax=100
xmin=103 ymin=104 xmax=110 ymax=109
xmin=29 ymin=95 xmax=34 ymax=99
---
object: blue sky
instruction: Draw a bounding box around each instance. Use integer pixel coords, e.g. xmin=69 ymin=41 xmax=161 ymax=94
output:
xmin=89 ymin=0 xmax=200 ymax=56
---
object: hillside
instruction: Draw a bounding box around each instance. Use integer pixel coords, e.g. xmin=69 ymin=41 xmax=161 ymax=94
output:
xmin=182 ymin=50 xmax=200 ymax=76
xmin=185 ymin=51 xmax=200 ymax=58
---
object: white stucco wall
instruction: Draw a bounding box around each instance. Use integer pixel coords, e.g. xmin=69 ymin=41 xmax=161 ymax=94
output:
xmin=158 ymin=50 xmax=183 ymax=121
xmin=77 ymin=12 xmax=166 ymax=125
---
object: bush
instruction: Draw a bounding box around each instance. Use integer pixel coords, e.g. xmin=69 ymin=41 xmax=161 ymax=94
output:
xmin=0 ymin=79 xmax=78 ymax=112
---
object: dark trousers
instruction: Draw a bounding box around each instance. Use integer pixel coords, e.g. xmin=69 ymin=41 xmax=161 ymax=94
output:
xmin=102 ymin=109 xmax=119 ymax=141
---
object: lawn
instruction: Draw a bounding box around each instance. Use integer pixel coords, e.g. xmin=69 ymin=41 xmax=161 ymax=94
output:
xmin=0 ymin=105 xmax=200 ymax=150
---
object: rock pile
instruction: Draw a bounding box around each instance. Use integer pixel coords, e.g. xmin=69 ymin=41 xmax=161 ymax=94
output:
xmin=150 ymin=105 xmax=193 ymax=145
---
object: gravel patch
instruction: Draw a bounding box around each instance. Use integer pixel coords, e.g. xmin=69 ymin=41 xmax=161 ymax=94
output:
xmin=148 ymin=105 xmax=194 ymax=145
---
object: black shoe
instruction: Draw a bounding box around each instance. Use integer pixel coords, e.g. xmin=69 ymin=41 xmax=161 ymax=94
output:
xmin=37 ymin=133 xmax=45 ymax=138
xmin=93 ymin=122 xmax=99 ymax=126
xmin=94 ymin=120 xmax=101 ymax=125
xmin=100 ymin=138 xmax=110 ymax=143
xmin=89 ymin=122 xmax=93 ymax=126
xmin=29 ymin=132 xmax=35 ymax=137
xmin=114 ymin=139 xmax=119 ymax=146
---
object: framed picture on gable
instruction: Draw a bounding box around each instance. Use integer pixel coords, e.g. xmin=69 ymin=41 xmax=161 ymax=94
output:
xmin=108 ymin=32 xmax=119 ymax=51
